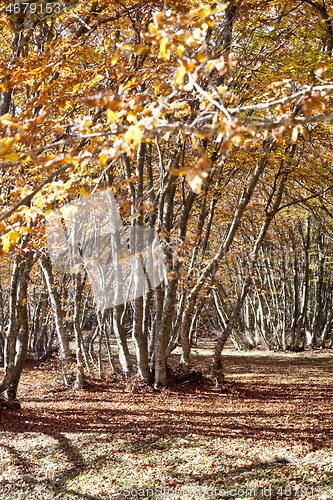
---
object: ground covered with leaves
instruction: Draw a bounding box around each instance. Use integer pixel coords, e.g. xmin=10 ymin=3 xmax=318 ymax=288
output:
xmin=1 ymin=344 xmax=333 ymax=500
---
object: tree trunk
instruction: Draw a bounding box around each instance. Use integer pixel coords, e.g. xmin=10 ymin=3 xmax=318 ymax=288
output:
xmin=1 ymin=251 xmax=34 ymax=400
xmin=212 ymin=146 xmax=295 ymax=386
xmin=73 ymin=273 xmax=85 ymax=389
xmin=39 ymin=255 xmax=71 ymax=385
xmin=154 ymin=262 xmax=180 ymax=387
xmin=113 ymin=304 xmax=133 ymax=375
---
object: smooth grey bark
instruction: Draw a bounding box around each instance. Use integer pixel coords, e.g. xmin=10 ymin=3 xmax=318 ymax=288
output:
xmin=3 ymin=271 xmax=29 ymax=401
xmin=73 ymin=273 xmax=85 ymax=389
xmin=148 ymin=283 xmax=164 ymax=372
xmin=39 ymin=255 xmax=71 ymax=386
xmin=132 ymin=142 xmax=151 ymax=383
xmin=293 ymin=217 xmax=310 ymax=351
xmin=321 ymin=303 xmax=333 ymax=348
xmin=0 ymin=278 xmax=4 ymax=361
xmin=0 ymin=255 xmax=21 ymax=394
xmin=213 ymin=287 xmax=247 ymax=350
xmin=310 ymin=234 xmax=324 ymax=346
xmin=154 ymin=261 xmax=180 ymax=387
xmin=1 ymin=251 xmax=34 ymax=400
xmin=177 ymin=142 xmax=273 ymax=382
xmin=211 ymin=146 xmax=295 ymax=387
xmin=289 ymin=227 xmax=299 ymax=348
xmin=113 ymin=304 xmax=133 ymax=375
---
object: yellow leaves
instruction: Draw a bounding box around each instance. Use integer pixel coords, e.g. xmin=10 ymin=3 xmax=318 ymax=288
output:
xmin=197 ymin=52 xmax=208 ymax=63
xmin=4 ymin=152 xmax=19 ymax=162
xmin=167 ymin=148 xmax=211 ymax=194
xmin=186 ymin=169 xmax=208 ymax=194
xmin=43 ymin=154 xmax=74 ymax=171
xmin=215 ymin=54 xmax=238 ymax=74
xmin=183 ymin=59 xmax=197 ymax=73
xmin=94 ymin=74 xmax=105 ymax=83
xmin=120 ymin=44 xmax=133 ymax=51
xmin=291 ymin=127 xmax=299 ymax=143
xmin=124 ymin=125 xmax=143 ymax=146
xmin=127 ymin=112 xmax=137 ymax=124
xmin=290 ymin=125 xmax=305 ymax=142
xmin=175 ymin=66 xmax=187 ymax=86
xmin=0 ymin=222 xmax=6 ymax=232
xmin=2 ymin=236 xmax=11 ymax=253
xmin=187 ymin=148 xmax=211 ymax=194
xmin=0 ymin=136 xmax=20 ymax=159
xmin=230 ymin=133 xmax=245 ymax=146
xmin=191 ymin=135 xmax=199 ymax=150
xmin=1 ymin=229 xmax=20 ymax=253
xmin=80 ymin=188 xmax=90 ymax=197
xmin=107 ymin=109 xmax=118 ymax=122
xmin=160 ymin=37 xmax=170 ymax=60
xmin=155 ymin=11 xmax=164 ymax=28
xmin=177 ymin=45 xmax=185 ymax=56
xmin=44 ymin=209 xmax=53 ymax=221
xmin=135 ymin=46 xmax=146 ymax=56
xmin=71 ymin=263 xmax=84 ymax=274
xmin=71 ymin=83 xmax=81 ymax=94
xmin=111 ymin=50 xmax=120 ymax=65
xmin=0 ymin=115 xmax=18 ymax=127
xmin=99 ymin=154 xmax=109 ymax=168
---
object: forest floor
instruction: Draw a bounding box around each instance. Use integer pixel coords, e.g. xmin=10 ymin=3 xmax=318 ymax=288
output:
xmin=1 ymin=340 xmax=333 ymax=500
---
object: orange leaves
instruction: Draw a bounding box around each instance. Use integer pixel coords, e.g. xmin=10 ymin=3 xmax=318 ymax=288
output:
xmin=79 ymin=188 xmax=90 ymax=198
xmin=124 ymin=125 xmax=143 ymax=146
xmin=160 ymin=37 xmax=170 ymax=60
xmin=110 ymin=43 xmax=147 ymax=66
xmin=186 ymin=168 xmax=209 ymax=195
xmin=111 ymin=50 xmax=120 ymax=66
xmin=174 ymin=65 xmax=187 ymax=86
xmin=314 ymin=63 xmax=328 ymax=79
xmin=168 ymin=148 xmax=211 ymax=194
xmin=300 ymin=90 xmax=330 ymax=114
xmin=1 ymin=229 xmax=20 ymax=253
xmin=145 ymin=3 xmax=222 ymax=65
xmin=214 ymin=54 xmax=238 ymax=75
xmin=186 ymin=149 xmax=211 ymax=194
xmin=0 ymin=136 xmax=20 ymax=161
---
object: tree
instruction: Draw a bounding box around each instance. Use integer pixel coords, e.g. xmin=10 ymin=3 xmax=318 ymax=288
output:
xmin=1 ymin=0 xmax=333 ymax=401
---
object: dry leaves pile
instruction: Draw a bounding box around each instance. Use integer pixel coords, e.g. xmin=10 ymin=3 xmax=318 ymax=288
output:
xmin=0 ymin=344 xmax=333 ymax=499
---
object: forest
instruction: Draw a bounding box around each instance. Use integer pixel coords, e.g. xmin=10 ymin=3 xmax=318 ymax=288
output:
xmin=0 ymin=1 xmax=333 ymax=498
xmin=1 ymin=0 xmax=333 ymax=396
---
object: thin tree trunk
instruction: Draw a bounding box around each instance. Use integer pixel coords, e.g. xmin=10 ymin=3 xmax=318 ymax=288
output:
xmin=73 ymin=273 xmax=85 ymax=389
xmin=39 ymin=255 xmax=71 ymax=386
xmin=113 ymin=304 xmax=133 ymax=375
xmin=154 ymin=262 xmax=180 ymax=387
xmin=212 ymin=146 xmax=295 ymax=386
xmin=1 ymin=251 xmax=34 ymax=400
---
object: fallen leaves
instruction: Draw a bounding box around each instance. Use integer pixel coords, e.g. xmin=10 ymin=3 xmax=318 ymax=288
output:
xmin=1 ymin=346 xmax=333 ymax=499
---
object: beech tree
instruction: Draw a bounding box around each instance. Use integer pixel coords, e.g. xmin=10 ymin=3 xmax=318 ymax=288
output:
xmin=1 ymin=0 xmax=333 ymax=400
